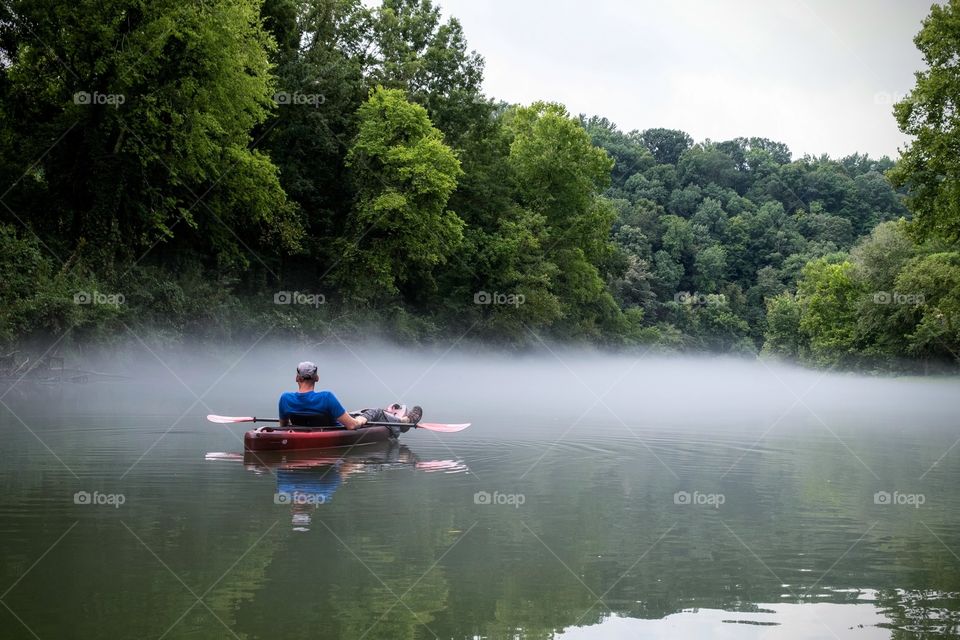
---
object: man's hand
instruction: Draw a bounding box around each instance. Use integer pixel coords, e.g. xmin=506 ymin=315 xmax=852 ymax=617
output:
xmin=338 ymin=411 xmax=367 ymax=430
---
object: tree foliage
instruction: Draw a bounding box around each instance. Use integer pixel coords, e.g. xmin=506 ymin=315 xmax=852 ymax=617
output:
xmin=0 ymin=0 xmax=956 ymax=371
xmin=337 ymin=86 xmax=464 ymax=302
xmin=0 ymin=0 xmax=302 ymax=274
xmin=888 ymin=0 xmax=960 ymax=242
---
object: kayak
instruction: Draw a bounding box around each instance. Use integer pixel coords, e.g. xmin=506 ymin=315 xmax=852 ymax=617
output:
xmin=241 ymin=440 xmax=404 ymax=467
xmin=206 ymin=442 xmax=468 ymax=474
xmin=244 ymin=425 xmax=394 ymax=452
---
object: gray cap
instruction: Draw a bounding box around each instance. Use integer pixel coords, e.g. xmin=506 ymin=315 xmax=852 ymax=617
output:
xmin=297 ymin=361 xmax=318 ymax=379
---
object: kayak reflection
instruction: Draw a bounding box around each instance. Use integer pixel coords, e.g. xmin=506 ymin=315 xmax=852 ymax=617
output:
xmin=207 ymin=441 xmax=468 ymax=531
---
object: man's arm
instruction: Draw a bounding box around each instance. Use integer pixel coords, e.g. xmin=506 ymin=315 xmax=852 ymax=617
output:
xmin=278 ymin=396 xmax=287 ymax=427
xmin=337 ymin=411 xmax=367 ymax=430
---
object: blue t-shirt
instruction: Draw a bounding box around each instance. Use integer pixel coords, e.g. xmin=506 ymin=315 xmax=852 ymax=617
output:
xmin=277 ymin=467 xmax=341 ymax=504
xmin=278 ymin=390 xmax=347 ymax=423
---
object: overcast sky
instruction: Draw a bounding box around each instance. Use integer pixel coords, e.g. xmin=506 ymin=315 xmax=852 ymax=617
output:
xmin=433 ymin=0 xmax=934 ymax=160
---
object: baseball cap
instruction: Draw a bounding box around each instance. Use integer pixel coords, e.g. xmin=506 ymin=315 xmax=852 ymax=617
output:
xmin=297 ymin=361 xmax=318 ymax=379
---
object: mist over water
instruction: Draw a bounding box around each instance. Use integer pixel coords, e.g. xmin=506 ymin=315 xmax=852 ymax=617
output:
xmin=2 ymin=342 xmax=959 ymax=638
xmin=21 ymin=340 xmax=957 ymax=436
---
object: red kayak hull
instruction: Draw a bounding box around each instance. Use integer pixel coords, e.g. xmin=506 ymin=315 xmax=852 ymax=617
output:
xmin=244 ymin=426 xmax=394 ymax=451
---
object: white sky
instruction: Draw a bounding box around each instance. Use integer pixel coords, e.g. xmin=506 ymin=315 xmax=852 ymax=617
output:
xmin=434 ymin=0 xmax=934 ymax=160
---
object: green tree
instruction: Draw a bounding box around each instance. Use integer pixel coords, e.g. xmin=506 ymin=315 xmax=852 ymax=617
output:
xmin=667 ymin=294 xmax=752 ymax=353
xmin=612 ymin=255 xmax=655 ymax=310
xmin=691 ymin=197 xmax=729 ymax=237
xmin=625 ymin=165 xmax=677 ymax=206
xmin=762 ymin=293 xmax=805 ymax=359
xmin=851 ymin=220 xmax=918 ymax=290
xmin=0 ymin=0 xmax=301 ymax=272
xmin=581 ymin=116 xmax=654 ymax=187
xmin=796 ymin=258 xmax=863 ymax=366
xmin=258 ymin=0 xmax=370 ymax=260
xmin=614 ymin=225 xmax=652 ymax=261
xmin=652 ymin=250 xmax=684 ymax=298
xmin=694 ymin=245 xmax=727 ymax=292
xmin=660 ymin=215 xmax=694 ymax=260
xmin=337 ymin=87 xmax=464 ymax=302
xmin=843 ymin=220 xmax=925 ymax=361
xmin=667 ymin=184 xmax=703 ymax=217
xmin=894 ymin=252 xmax=960 ymax=362
xmin=366 ymin=0 xmax=485 ymax=144
xmin=677 ymin=143 xmax=742 ymax=192
xmin=638 ymin=128 xmax=693 ymax=165
xmin=797 ymin=211 xmax=854 ymax=248
xmin=851 ymin=171 xmax=909 ymax=234
xmin=693 ymin=297 xmax=754 ymax=353
xmin=438 ymin=108 xmax=566 ymax=339
xmin=888 ymin=0 xmax=960 ymax=241
xmin=508 ymin=102 xmax=623 ymax=336
xmin=0 ymin=225 xmax=123 ymax=342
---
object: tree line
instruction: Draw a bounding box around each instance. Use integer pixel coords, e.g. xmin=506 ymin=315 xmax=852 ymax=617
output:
xmin=0 ymin=0 xmax=957 ymax=371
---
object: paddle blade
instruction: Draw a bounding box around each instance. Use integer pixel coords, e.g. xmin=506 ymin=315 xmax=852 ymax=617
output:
xmin=204 ymin=452 xmax=244 ymax=461
xmin=207 ymin=414 xmax=256 ymax=424
xmin=415 ymin=422 xmax=471 ymax=433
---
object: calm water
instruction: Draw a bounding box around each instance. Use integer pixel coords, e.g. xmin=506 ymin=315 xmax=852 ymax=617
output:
xmin=1 ymin=347 xmax=959 ymax=639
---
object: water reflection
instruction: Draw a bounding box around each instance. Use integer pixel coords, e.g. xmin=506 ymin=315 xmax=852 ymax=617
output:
xmin=3 ymin=351 xmax=960 ymax=639
xmin=206 ymin=442 xmax=468 ymax=530
xmin=554 ymin=588 xmax=960 ymax=639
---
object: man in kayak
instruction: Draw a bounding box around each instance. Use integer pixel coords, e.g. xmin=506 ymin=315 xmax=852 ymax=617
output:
xmin=278 ymin=361 xmax=422 ymax=433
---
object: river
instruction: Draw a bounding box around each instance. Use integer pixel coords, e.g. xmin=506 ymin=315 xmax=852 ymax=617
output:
xmin=1 ymin=344 xmax=958 ymax=639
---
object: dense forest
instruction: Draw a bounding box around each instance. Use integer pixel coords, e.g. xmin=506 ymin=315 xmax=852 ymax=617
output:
xmin=0 ymin=0 xmax=958 ymax=371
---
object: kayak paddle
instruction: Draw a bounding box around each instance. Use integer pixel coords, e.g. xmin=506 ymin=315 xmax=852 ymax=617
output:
xmin=401 ymin=421 xmax=470 ymax=433
xmin=207 ymin=415 xmax=277 ymax=424
xmin=206 ymin=414 xmax=470 ymax=433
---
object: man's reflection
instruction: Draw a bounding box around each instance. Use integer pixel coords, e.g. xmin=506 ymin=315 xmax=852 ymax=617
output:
xmin=240 ymin=441 xmax=467 ymax=530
